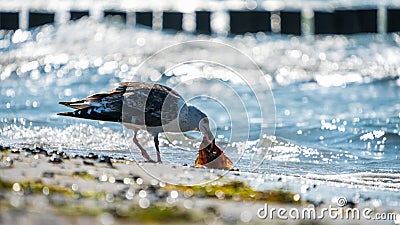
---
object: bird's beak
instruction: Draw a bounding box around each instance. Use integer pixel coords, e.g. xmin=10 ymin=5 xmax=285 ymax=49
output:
xmin=199 ymin=118 xmax=214 ymax=146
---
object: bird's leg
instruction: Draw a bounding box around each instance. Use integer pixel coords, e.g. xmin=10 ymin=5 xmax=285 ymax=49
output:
xmin=154 ymin=134 xmax=162 ymax=163
xmin=132 ymin=131 xmax=154 ymax=162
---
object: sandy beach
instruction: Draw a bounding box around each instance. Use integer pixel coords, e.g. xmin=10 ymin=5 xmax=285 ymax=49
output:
xmin=0 ymin=146 xmax=397 ymax=225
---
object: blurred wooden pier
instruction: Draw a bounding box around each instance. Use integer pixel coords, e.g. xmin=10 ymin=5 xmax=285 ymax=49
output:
xmin=0 ymin=0 xmax=400 ymax=35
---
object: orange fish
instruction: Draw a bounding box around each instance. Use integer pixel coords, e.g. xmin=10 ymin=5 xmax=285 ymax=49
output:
xmin=195 ymin=137 xmax=234 ymax=170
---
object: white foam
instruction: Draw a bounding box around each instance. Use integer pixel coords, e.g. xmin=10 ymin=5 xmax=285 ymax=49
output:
xmin=305 ymin=172 xmax=400 ymax=190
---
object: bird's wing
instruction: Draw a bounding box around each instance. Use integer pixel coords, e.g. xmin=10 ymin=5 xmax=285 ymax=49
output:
xmin=58 ymin=82 xmax=184 ymax=126
xmin=122 ymin=84 xmax=184 ymax=127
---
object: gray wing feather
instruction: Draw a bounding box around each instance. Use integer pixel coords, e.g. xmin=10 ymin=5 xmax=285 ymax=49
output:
xmin=59 ymin=82 xmax=184 ymax=127
xmin=122 ymin=83 xmax=184 ymax=127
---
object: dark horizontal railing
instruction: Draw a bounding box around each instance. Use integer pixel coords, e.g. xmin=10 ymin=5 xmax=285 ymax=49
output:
xmin=0 ymin=5 xmax=399 ymax=35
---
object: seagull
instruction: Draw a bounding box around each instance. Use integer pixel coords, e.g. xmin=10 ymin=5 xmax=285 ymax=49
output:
xmin=58 ymin=82 xmax=214 ymax=163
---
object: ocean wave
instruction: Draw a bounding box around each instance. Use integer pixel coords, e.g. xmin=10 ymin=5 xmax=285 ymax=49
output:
xmin=1 ymin=19 xmax=400 ymax=88
xmin=305 ymin=172 xmax=400 ymax=190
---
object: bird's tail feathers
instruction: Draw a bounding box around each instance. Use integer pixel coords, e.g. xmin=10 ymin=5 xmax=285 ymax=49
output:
xmin=57 ymin=107 xmax=121 ymax=122
xmin=59 ymin=100 xmax=89 ymax=109
xmin=57 ymin=112 xmax=74 ymax=117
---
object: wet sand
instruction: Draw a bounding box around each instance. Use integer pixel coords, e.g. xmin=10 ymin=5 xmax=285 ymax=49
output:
xmin=0 ymin=146 xmax=396 ymax=225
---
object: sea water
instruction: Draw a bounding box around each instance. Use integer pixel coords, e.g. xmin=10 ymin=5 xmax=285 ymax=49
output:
xmin=0 ymin=19 xmax=399 ymax=206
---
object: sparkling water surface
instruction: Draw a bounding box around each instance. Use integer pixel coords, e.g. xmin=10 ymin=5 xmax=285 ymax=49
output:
xmin=0 ymin=19 xmax=399 ymax=205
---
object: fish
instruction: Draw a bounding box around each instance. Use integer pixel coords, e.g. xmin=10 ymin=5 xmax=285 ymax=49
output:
xmin=195 ymin=136 xmax=234 ymax=170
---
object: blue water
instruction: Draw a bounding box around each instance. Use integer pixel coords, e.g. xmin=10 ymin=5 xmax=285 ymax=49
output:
xmin=272 ymin=80 xmax=400 ymax=174
xmin=0 ymin=20 xmax=400 ymax=204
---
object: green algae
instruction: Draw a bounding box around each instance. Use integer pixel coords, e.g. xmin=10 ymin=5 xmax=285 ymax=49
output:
xmin=116 ymin=205 xmax=200 ymax=223
xmin=165 ymin=181 xmax=300 ymax=203
xmin=0 ymin=178 xmax=105 ymax=199
xmin=71 ymin=171 xmax=96 ymax=180
xmin=56 ymin=204 xmax=104 ymax=217
xmin=56 ymin=203 xmax=200 ymax=223
xmin=0 ymin=178 xmax=73 ymax=196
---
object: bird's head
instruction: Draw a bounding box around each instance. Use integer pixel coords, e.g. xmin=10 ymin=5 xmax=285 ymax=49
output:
xmin=199 ymin=117 xmax=214 ymax=146
xmin=187 ymin=106 xmax=214 ymax=145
